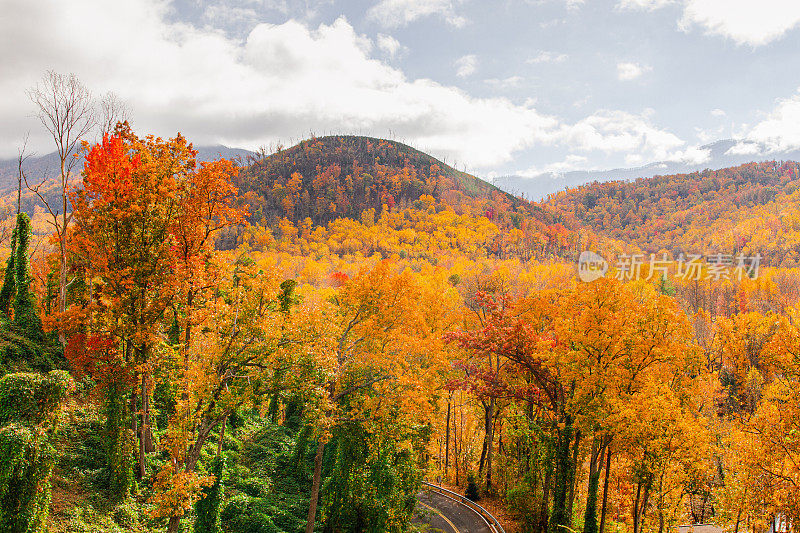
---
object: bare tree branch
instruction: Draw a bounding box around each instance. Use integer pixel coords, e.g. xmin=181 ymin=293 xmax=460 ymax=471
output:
xmin=16 ymin=134 xmax=32 ymax=216
xmin=99 ymin=91 xmax=129 ymax=136
xmin=26 ymin=71 xmax=96 ymax=325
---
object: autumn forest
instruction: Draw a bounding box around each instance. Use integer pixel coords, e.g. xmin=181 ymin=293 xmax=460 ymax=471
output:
xmin=3 ymin=73 xmax=800 ymax=533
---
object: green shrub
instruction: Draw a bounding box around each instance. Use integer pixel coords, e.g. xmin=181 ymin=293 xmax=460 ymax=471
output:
xmin=194 ymin=455 xmax=224 ymax=533
xmin=0 ymin=370 xmax=73 ymax=533
xmin=465 ymin=473 xmax=480 ymax=501
xmin=506 ymin=477 xmax=540 ymax=532
xmin=104 ymin=383 xmax=134 ymax=502
xmin=220 ymin=494 xmax=281 ymax=533
xmin=111 ymin=501 xmax=138 ymax=528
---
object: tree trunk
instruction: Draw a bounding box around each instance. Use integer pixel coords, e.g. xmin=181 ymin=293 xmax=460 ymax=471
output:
xmin=549 ymin=416 xmax=575 ymax=533
xmin=599 ymin=445 xmax=612 ymax=533
xmin=139 ymin=374 xmax=147 ymax=480
xmin=58 ymin=189 xmax=68 ymax=325
xmin=305 ymin=439 xmax=326 ymax=533
xmin=131 ymin=390 xmax=140 ymax=480
xmin=142 ymin=373 xmax=155 ymax=451
xmin=185 ymin=288 xmax=194 ymax=347
xmin=217 ymin=413 xmax=228 ymax=456
xmin=181 ymin=288 xmax=194 ymax=406
xmin=640 ymin=478 xmax=652 ymax=533
xmin=486 ymin=397 xmax=495 ymax=491
xmin=166 ymin=516 xmax=180 ymax=533
xmin=584 ymin=437 xmax=605 ymax=533
xmin=733 ymin=490 xmax=745 ymax=533
xmin=164 ymin=415 xmax=221 ymax=533
xmin=478 ymin=402 xmax=489 ymax=476
xmin=455 ymin=397 xmax=461 ymax=486
xmin=633 ymin=482 xmax=642 ymax=533
xmin=58 ymin=232 xmax=67 ymax=341
xmin=445 ymin=399 xmax=451 ymax=480
xmin=16 ymin=157 xmax=21 ymax=216
xmin=539 ymin=456 xmax=553 ymax=533
xmin=567 ymin=429 xmax=581 ymax=522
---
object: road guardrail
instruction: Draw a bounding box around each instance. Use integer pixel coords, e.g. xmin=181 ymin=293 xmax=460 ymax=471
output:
xmin=421 ymin=481 xmax=506 ymax=533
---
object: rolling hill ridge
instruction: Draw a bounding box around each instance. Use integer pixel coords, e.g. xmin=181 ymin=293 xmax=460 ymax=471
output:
xmin=547 ymin=160 xmax=800 ymax=266
xmin=236 ymin=135 xmax=519 ymax=225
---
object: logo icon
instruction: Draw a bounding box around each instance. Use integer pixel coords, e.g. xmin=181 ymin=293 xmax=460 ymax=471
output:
xmin=578 ymin=251 xmax=608 ymax=282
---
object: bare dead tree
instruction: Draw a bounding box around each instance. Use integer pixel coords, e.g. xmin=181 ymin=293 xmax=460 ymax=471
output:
xmin=16 ymin=134 xmax=31 ymax=216
xmin=98 ymin=91 xmax=129 ymax=136
xmin=25 ymin=71 xmax=96 ymax=325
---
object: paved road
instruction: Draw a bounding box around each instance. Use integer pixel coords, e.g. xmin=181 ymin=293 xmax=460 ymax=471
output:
xmin=413 ymin=490 xmax=492 ymax=533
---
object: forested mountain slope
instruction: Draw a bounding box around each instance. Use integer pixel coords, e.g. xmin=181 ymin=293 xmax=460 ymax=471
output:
xmin=235 ymin=135 xmax=519 ymax=225
xmin=547 ymin=160 xmax=800 ymax=265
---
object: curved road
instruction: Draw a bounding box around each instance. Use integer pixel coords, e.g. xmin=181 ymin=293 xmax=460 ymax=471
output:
xmin=413 ymin=490 xmax=492 ymax=533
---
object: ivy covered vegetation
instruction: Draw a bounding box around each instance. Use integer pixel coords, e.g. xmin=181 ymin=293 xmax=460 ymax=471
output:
xmin=0 ymin=214 xmax=73 ymax=533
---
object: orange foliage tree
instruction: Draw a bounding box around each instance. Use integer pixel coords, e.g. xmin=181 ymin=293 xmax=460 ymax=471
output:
xmin=66 ymin=123 xmax=245 ymax=498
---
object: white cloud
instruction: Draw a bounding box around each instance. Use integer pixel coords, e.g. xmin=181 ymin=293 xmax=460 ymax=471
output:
xmin=367 ymin=0 xmax=467 ymax=28
xmin=199 ymin=0 xmax=332 ymax=34
xmin=619 ymin=0 xmax=800 ymax=46
xmin=666 ymin=145 xmax=711 ymax=164
xmin=617 ymin=62 xmax=651 ymax=80
xmin=517 ymin=109 xmax=708 ymax=176
xmin=680 ymin=0 xmax=800 ymax=46
xmin=454 ymin=54 xmax=478 ymax=77
xmin=726 ymin=141 xmax=761 ymax=155
xmin=560 ymin=110 xmax=684 ymax=158
xmin=376 ymin=34 xmax=406 ymax=57
xmin=527 ymin=51 xmax=568 ymax=64
xmin=694 ymin=124 xmax=725 ymax=143
xmin=740 ymin=90 xmax=800 ymax=152
xmin=710 ymin=108 xmax=726 ymax=117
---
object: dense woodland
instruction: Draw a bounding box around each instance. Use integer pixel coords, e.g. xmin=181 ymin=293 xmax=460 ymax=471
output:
xmin=2 ymin=118 xmax=800 ymax=533
xmin=548 ymin=161 xmax=800 ymax=266
xmin=236 ymin=136 xmax=508 ymax=225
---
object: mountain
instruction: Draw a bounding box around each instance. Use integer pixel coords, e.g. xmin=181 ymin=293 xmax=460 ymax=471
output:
xmin=494 ymin=139 xmax=800 ymax=201
xmin=546 ymin=160 xmax=800 ymax=266
xmin=236 ymin=135 xmax=518 ymax=225
xmin=0 ymin=144 xmax=256 ymax=194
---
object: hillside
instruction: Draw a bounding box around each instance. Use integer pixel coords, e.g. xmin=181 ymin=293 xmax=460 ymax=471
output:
xmin=236 ymin=135 xmax=519 ymax=225
xmin=227 ymin=135 xmax=626 ymax=263
xmin=547 ymin=160 xmax=800 ymax=265
xmin=494 ymin=139 xmax=800 ymax=201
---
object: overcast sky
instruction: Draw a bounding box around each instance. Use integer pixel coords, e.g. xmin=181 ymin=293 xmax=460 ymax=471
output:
xmin=2 ymin=0 xmax=800 ymax=180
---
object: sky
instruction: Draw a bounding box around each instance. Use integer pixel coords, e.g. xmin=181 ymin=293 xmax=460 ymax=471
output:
xmin=2 ymin=0 xmax=800 ymax=182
